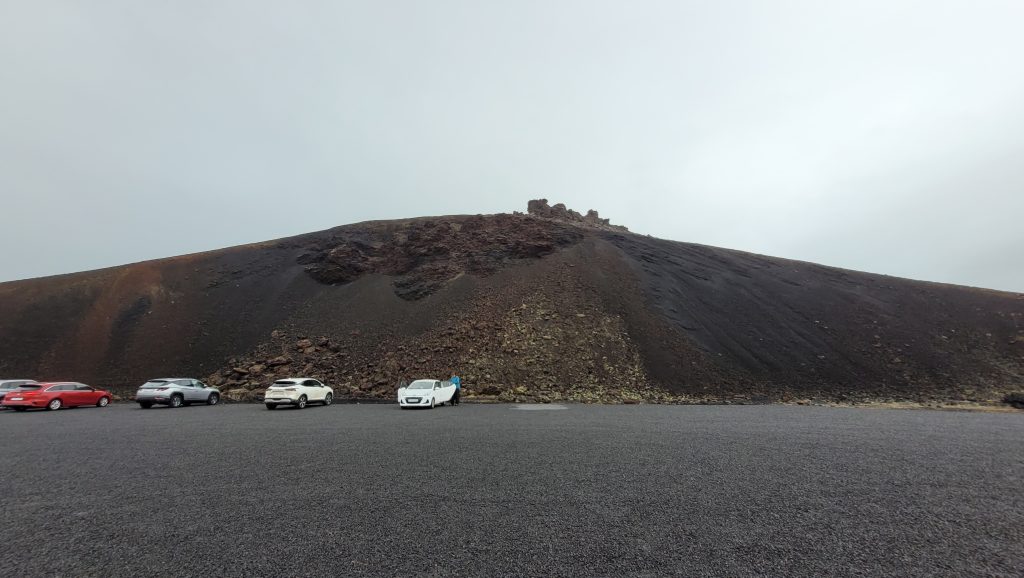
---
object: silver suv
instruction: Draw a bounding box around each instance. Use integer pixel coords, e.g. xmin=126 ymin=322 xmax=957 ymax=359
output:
xmin=135 ymin=378 xmax=220 ymax=409
xmin=0 ymin=380 xmax=37 ymax=406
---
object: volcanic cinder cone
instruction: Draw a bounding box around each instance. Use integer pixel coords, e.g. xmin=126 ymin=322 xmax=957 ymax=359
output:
xmin=1 ymin=200 xmax=1021 ymax=403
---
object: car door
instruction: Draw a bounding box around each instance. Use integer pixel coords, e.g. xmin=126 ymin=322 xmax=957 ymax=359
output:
xmin=187 ymin=380 xmax=206 ymax=402
xmin=178 ymin=380 xmax=199 ymax=402
xmin=304 ymin=380 xmax=324 ymax=401
xmin=192 ymin=380 xmax=211 ymax=401
xmin=56 ymin=384 xmax=78 ymax=406
xmin=436 ymin=381 xmax=453 ymax=404
xmin=50 ymin=384 xmax=74 ymax=406
xmin=74 ymin=384 xmax=99 ymax=406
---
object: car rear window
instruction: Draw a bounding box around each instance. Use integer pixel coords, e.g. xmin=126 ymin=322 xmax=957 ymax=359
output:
xmin=17 ymin=385 xmax=41 ymax=390
xmin=141 ymin=381 xmax=169 ymax=388
xmin=274 ymin=381 xmax=297 ymax=385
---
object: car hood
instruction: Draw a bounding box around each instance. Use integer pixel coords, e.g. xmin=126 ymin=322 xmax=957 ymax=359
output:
xmin=398 ymin=389 xmax=432 ymax=397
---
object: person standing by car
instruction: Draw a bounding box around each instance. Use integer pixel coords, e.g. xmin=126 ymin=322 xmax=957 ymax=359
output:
xmin=450 ymin=374 xmax=461 ymax=406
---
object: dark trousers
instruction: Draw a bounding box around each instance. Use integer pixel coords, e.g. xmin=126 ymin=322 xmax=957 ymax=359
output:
xmin=453 ymin=389 xmax=460 ymax=405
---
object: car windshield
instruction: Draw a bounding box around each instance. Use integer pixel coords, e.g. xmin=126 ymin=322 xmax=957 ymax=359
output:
xmin=140 ymin=381 xmax=169 ymax=388
xmin=408 ymin=381 xmax=435 ymax=390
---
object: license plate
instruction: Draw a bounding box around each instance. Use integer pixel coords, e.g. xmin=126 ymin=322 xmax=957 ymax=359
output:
xmin=10 ymin=397 xmax=22 ymax=401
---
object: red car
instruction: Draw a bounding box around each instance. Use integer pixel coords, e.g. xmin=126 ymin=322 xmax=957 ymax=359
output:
xmin=1 ymin=382 xmax=112 ymax=411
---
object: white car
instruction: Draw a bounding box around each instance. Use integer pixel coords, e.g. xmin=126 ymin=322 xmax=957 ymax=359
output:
xmin=264 ymin=378 xmax=334 ymax=410
xmin=398 ymin=379 xmax=455 ymax=409
xmin=0 ymin=380 xmax=37 ymax=406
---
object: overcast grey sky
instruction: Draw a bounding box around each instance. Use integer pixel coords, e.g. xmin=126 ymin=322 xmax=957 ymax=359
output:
xmin=1 ymin=1 xmax=1022 ymax=291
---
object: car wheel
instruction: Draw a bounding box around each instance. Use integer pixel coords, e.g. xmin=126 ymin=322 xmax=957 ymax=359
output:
xmin=297 ymin=395 xmax=307 ymax=409
xmin=430 ymin=398 xmax=435 ymax=409
xmin=47 ymin=398 xmax=63 ymax=411
xmin=266 ymin=404 xmax=277 ymax=410
xmin=207 ymin=393 xmax=220 ymax=406
xmin=323 ymin=393 xmax=333 ymax=406
xmin=139 ymin=402 xmax=153 ymax=409
xmin=97 ymin=397 xmax=110 ymax=408
xmin=170 ymin=394 xmax=183 ymax=408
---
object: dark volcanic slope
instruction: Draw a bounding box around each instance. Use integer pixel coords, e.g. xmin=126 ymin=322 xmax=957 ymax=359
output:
xmin=606 ymin=233 xmax=1024 ymax=399
xmin=0 ymin=206 xmax=1021 ymax=402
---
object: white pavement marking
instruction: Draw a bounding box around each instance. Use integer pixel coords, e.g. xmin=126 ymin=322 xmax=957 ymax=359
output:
xmin=511 ymin=404 xmax=568 ymax=411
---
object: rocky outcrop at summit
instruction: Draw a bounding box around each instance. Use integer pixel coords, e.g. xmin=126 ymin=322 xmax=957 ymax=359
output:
xmin=526 ymin=199 xmax=628 ymax=232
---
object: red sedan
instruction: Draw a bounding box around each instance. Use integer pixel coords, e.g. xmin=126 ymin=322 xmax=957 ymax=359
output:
xmin=1 ymin=382 xmax=112 ymax=411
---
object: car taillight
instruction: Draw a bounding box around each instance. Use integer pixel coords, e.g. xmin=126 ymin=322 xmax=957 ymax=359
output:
xmin=156 ymin=387 xmax=168 ymax=391
xmin=285 ymin=388 xmax=296 ymax=391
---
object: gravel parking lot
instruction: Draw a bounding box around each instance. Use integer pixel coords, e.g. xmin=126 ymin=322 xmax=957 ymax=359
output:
xmin=1 ymin=403 xmax=1021 ymax=577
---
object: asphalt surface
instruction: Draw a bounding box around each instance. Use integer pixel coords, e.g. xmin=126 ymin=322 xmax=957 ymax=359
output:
xmin=1 ymin=403 xmax=1022 ymax=577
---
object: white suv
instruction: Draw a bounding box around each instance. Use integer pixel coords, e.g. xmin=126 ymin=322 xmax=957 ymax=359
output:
xmin=264 ymin=378 xmax=333 ymax=410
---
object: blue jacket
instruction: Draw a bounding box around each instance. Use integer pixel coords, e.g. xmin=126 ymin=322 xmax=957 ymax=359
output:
xmin=451 ymin=376 xmax=461 ymax=389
